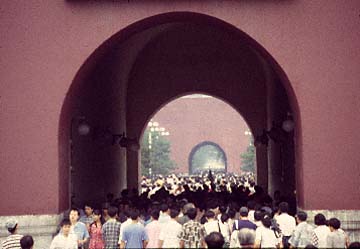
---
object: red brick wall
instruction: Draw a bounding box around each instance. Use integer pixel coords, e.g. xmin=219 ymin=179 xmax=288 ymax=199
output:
xmin=149 ymin=95 xmax=251 ymax=174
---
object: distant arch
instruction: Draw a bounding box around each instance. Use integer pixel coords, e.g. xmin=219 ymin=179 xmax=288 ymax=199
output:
xmin=188 ymin=141 xmax=227 ymax=174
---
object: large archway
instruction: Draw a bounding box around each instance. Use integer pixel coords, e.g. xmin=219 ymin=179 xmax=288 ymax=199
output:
xmin=60 ymin=12 xmax=300 ymax=209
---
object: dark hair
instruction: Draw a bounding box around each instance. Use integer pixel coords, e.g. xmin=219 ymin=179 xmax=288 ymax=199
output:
xmin=90 ymin=210 xmax=103 ymax=227
xmin=227 ymin=209 xmax=236 ymax=219
xmin=314 ymin=213 xmax=326 ymax=226
xmin=328 ymin=218 xmax=341 ymax=229
xmin=150 ymin=209 xmax=160 ymax=220
xmin=187 ymin=208 xmax=197 ymax=220
xmin=8 ymin=224 xmax=18 ymax=234
xmin=84 ymin=203 xmax=93 ymax=209
xmin=304 ymin=245 xmax=318 ymax=249
xmin=170 ymin=208 xmax=180 ymax=218
xmin=20 ymin=235 xmax=34 ymax=249
xmin=261 ymin=216 xmax=272 ymax=228
xmin=219 ymin=206 xmax=227 ymax=214
xmin=278 ymin=202 xmax=289 ymax=213
xmin=60 ymin=218 xmax=71 ymax=227
xmin=108 ymin=206 xmax=118 ymax=218
xmin=205 ymin=232 xmax=225 ymax=249
xmin=160 ymin=203 xmax=169 ymax=212
xmin=296 ymin=211 xmax=307 ymax=221
xmin=254 ymin=211 xmax=263 ymax=222
xmin=349 ymin=242 xmax=360 ymax=248
xmin=70 ymin=208 xmax=80 ymax=216
xmin=220 ymin=213 xmax=229 ymax=223
xmin=205 ymin=210 xmax=216 ymax=219
xmin=93 ymin=209 xmax=101 ymax=216
xmin=130 ymin=209 xmax=140 ymax=220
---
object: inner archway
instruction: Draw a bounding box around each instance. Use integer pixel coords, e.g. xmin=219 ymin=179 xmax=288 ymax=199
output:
xmin=189 ymin=141 xmax=227 ymax=174
xmin=61 ymin=11 xmax=300 ymax=210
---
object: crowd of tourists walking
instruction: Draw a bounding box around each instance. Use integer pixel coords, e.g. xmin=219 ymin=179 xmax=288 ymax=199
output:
xmin=2 ymin=172 xmax=359 ymax=248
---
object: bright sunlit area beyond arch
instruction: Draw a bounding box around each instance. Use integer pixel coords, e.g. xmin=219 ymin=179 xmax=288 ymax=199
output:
xmin=140 ymin=94 xmax=255 ymax=179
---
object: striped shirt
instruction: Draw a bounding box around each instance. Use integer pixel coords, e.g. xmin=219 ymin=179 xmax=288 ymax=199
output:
xmin=1 ymin=234 xmax=23 ymax=249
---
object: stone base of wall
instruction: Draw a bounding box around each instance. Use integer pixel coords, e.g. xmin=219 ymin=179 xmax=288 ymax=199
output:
xmin=304 ymin=210 xmax=360 ymax=243
xmin=0 ymin=214 xmax=62 ymax=248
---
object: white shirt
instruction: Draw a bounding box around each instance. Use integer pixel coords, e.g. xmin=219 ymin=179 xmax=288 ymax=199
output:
xmin=312 ymin=225 xmax=330 ymax=248
xmin=204 ymin=220 xmax=220 ymax=235
xmin=159 ymin=219 xmax=182 ymax=248
xmin=230 ymin=230 xmax=240 ymax=248
xmin=50 ymin=233 xmax=78 ymax=249
xmin=275 ymin=213 xmax=296 ymax=236
xmin=218 ymin=221 xmax=231 ymax=243
xmin=255 ymin=226 xmax=279 ymax=248
xmin=248 ymin=210 xmax=255 ymax=223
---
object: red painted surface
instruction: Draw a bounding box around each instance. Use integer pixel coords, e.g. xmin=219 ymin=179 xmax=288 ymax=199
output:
xmin=0 ymin=1 xmax=359 ymax=215
xmin=148 ymin=96 xmax=250 ymax=174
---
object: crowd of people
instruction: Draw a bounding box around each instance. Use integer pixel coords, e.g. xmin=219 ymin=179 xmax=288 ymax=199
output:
xmin=2 ymin=171 xmax=359 ymax=248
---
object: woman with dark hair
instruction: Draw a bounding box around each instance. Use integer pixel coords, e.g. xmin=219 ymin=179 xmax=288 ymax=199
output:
xmin=89 ymin=210 xmax=105 ymax=249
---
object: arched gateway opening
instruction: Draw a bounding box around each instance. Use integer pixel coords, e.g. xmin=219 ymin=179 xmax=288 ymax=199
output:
xmin=189 ymin=141 xmax=228 ymax=174
xmin=59 ymin=12 xmax=300 ymax=210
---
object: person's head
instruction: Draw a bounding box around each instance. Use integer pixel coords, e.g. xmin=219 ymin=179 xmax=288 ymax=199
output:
xmin=254 ymin=211 xmax=264 ymax=222
xmin=205 ymin=232 xmax=225 ymax=249
xmin=183 ymin=202 xmax=195 ymax=215
xmin=20 ymin=235 xmax=34 ymax=249
xmin=130 ymin=209 xmax=140 ymax=220
xmin=227 ymin=208 xmax=236 ymax=219
xmin=93 ymin=209 xmax=102 ymax=222
xmin=314 ymin=213 xmax=326 ymax=226
xmin=69 ymin=208 xmax=80 ymax=223
xmin=278 ymin=202 xmax=289 ymax=214
xmin=187 ymin=208 xmax=197 ymax=220
xmin=107 ymin=206 xmax=118 ymax=218
xmin=160 ymin=203 xmax=169 ymax=213
xmin=261 ymin=215 xmax=272 ymax=228
xmin=220 ymin=213 xmax=229 ymax=223
xmin=349 ymin=242 xmax=360 ymax=248
xmin=239 ymin=207 xmax=249 ymax=217
xmin=60 ymin=218 xmax=72 ymax=237
xmin=84 ymin=203 xmax=94 ymax=216
xmin=238 ymin=228 xmax=256 ymax=248
xmin=304 ymin=245 xmax=317 ymax=249
xmin=205 ymin=210 xmax=216 ymax=220
xmin=5 ymin=219 xmax=18 ymax=234
xmin=170 ymin=208 xmax=180 ymax=219
xmin=150 ymin=209 xmax=160 ymax=220
xmin=328 ymin=218 xmax=341 ymax=231
xmin=296 ymin=211 xmax=308 ymax=223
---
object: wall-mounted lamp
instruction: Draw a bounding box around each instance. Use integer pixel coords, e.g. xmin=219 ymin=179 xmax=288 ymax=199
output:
xmin=71 ymin=118 xmax=139 ymax=151
xmin=255 ymin=114 xmax=294 ymax=147
xmin=111 ymin=132 xmax=140 ymax=151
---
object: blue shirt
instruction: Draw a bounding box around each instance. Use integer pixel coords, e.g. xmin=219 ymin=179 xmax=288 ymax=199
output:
xmin=74 ymin=221 xmax=90 ymax=240
xmin=122 ymin=223 xmax=148 ymax=249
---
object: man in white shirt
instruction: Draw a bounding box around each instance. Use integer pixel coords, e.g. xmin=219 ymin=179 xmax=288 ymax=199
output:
xmin=50 ymin=218 xmax=78 ymax=249
xmin=255 ymin=215 xmax=280 ymax=248
xmin=204 ymin=210 xmax=221 ymax=235
xmin=311 ymin=213 xmax=330 ymax=248
xmin=158 ymin=208 xmax=182 ymax=248
xmin=274 ymin=202 xmax=296 ymax=248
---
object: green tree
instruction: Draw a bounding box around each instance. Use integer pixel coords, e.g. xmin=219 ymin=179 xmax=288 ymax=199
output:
xmin=141 ymin=129 xmax=177 ymax=177
xmin=240 ymin=137 xmax=255 ymax=173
